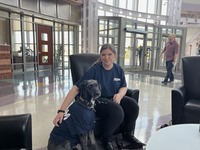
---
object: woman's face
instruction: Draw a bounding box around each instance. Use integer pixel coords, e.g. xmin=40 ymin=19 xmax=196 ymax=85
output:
xmin=100 ymin=48 xmax=116 ymax=68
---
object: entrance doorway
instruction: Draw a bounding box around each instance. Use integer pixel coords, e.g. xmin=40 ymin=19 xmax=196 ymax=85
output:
xmin=124 ymin=32 xmax=149 ymax=71
xmin=37 ymin=24 xmax=53 ymax=70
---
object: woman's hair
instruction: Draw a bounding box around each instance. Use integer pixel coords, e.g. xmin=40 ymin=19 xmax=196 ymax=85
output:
xmin=95 ymin=43 xmax=116 ymax=63
xmin=100 ymin=43 xmax=116 ymax=54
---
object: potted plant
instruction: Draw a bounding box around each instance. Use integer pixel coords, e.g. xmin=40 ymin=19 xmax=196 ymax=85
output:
xmin=55 ymin=44 xmax=62 ymax=68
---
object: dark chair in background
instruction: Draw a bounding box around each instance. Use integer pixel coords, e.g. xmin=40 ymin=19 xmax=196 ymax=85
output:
xmin=69 ymin=53 xmax=139 ymax=136
xmin=172 ymin=56 xmax=200 ymax=124
xmin=0 ymin=113 xmax=32 ymax=150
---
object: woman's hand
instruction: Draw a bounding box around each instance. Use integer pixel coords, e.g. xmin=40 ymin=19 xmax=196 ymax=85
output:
xmin=53 ymin=112 xmax=65 ymax=127
xmin=113 ymin=93 xmax=123 ymax=104
xmin=52 ymin=85 xmax=79 ymax=127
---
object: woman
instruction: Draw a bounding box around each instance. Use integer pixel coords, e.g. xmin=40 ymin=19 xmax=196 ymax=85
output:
xmin=53 ymin=43 xmax=144 ymax=150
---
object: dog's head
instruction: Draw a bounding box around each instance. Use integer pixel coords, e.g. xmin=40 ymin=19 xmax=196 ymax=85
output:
xmin=77 ymin=80 xmax=101 ymax=109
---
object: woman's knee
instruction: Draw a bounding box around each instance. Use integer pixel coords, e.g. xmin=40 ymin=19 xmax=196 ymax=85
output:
xmin=121 ymin=97 xmax=139 ymax=115
xmin=106 ymin=101 xmax=124 ymax=122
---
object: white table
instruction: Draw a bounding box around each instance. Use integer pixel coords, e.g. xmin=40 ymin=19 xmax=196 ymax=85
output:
xmin=146 ymin=124 xmax=200 ymax=150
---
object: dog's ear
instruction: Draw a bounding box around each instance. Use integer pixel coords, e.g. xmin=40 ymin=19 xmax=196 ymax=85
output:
xmin=79 ymin=80 xmax=88 ymax=98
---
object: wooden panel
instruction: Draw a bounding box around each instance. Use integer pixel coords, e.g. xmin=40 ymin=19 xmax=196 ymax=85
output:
xmin=0 ymin=45 xmax=12 ymax=79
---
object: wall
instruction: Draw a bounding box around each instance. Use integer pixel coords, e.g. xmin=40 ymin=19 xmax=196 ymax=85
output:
xmin=185 ymin=27 xmax=200 ymax=56
xmin=0 ymin=19 xmax=9 ymax=44
xmin=0 ymin=45 xmax=12 ymax=79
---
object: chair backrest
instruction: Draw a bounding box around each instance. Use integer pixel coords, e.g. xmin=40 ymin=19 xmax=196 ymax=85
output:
xmin=182 ymin=56 xmax=200 ymax=99
xmin=69 ymin=53 xmax=100 ymax=84
xmin=0 ymin=113 xmax=32 ymax=150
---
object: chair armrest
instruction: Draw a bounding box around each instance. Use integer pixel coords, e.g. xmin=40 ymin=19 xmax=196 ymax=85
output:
xmin=0 ymin=114 xmax=32 ymax=150
xmin=171 ymin=85 xmax=186 ymax=125
xmin=125 ymin=88 xmax=139 ymax=103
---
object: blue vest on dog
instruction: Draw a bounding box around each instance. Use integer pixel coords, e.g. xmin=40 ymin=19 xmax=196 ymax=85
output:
xmin=50 ymin=101 xmax=95 ymax=147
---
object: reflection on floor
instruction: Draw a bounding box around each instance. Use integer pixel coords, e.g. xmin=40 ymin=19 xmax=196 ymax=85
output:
xmin=0 ymin=70 xmax=181 ymax=150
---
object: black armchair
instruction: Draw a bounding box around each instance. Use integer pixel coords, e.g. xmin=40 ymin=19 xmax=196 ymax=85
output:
xmin=172 ymin=56 xmax=200 ymax=124
xmin=0 ymin=113 xmax=32 ymax=150
xmin=69 ymin=53 xmax=139 ymax=136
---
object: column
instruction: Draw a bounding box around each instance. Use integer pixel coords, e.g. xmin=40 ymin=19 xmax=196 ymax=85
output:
xmin=81 ymin=0 xmax=98 ymax=53
xmin=167 ymin=0 xmax=182 ymax=25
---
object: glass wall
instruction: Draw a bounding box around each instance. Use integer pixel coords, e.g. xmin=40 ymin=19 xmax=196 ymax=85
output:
xmin=98 ymin=0 xmax=169 ymax=25
xmin=11 ymin=14 xmax=23 ymax=73
xmin=98 ymin=16 xmax=187 ymax=72
xmin=0 ymin=10 xmax=78 ymax=74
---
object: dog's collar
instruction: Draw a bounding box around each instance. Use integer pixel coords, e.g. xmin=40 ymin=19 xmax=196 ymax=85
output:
xmin=77 ymin=96 xmax=95 ymax=110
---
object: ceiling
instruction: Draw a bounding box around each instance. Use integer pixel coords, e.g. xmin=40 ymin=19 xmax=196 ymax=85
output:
xmin=181 ymin=2 xmax=200 ymax=19
xmin=57 ymin=0 xmax=83 ymax=5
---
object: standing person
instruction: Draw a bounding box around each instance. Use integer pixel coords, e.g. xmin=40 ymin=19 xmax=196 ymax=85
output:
xmin=196 ymin=44 xmax=200 ymax=55
xmin=160 ymin=34 xmax=179 ymax=85
xmin=137 ymin=46 xmax=143 ymax=66
xmin=52 ymin=43 xmax=145 ymax=150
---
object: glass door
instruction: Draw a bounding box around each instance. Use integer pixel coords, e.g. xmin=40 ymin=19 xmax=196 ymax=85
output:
xmin=37 ymin=24 xmax=53 ymax=70
xmin=124 ymin=32 xmax=148 ymax=71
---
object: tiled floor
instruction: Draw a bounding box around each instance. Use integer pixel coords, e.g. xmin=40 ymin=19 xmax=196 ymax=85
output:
xmin=0 ymin=70 xmax=181 ymax=150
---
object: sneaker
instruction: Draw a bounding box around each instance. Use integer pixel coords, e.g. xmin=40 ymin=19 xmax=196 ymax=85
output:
xmin=161 ymin=81 xmax=167 ymax=85
xmin=101 ymin=138 xmax=114 ymax=150
xmin=122 ymin=133 xmax=146 ymax=147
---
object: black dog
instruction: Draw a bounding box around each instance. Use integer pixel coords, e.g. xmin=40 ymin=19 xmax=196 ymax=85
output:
xmin=48 ymin=80 xmax=101 ymax=150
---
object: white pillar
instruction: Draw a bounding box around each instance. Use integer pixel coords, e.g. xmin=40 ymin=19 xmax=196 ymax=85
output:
xmin=167 ymin=0 xmax=182 ymax=25
xmin=81 ymin=0 xmax=98 ymax=53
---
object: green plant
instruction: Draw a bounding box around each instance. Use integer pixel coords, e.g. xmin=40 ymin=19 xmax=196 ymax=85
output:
xmin=55 ymin=44 xmax=62 ymax=66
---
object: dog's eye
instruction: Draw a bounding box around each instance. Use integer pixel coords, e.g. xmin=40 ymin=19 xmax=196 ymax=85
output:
xmin=88 ymin=84 xmax=99 ymax=89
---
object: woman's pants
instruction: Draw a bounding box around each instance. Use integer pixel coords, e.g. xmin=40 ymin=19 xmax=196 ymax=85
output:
xmin=94 ymin=96 xmax=139 ymax=139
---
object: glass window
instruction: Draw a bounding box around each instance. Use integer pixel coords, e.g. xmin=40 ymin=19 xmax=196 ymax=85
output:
xmin=34 ymin=18 xmax=53 ymax=26
xmin=138 ymin=0 xmax=147 ymax=13
xmin=127 ymin=0 xmax=133 ymax=10
xmin=64 ymin=31 xmax=69 ymax=44
xmin=98 ymin=9 xmax=105 ymax=16
xmin=147 ymin=19 xmax=154 ymax=24
xmin=98 ymin=0 xmax=105 ymax=3
xmin=42 ymin=56 xmax=48 ymax=63
xmin=106 ymin=12 xmax=113 ymax=16
xmin=148 ymin=0 xmax=156 ymax=14
xmin=0 ymin=10 xmax=9 ymax=18
xmin=147 ymin=26 xmax=154 ymax=32
xmin=12 ymin=18 xmax=22 ymax=63
xmin=176 ymin=29 xmax=183 ymax=35
xmin=106 ymin=0 xmax=114 ymax=5
xmin=69 ymin=31 xmax=74 ymax=44
xmin=137 ymin=25 xmax=145 ymax=31
xmin=109 ymin=19 xmax=119 ymax=29
xmin=119 ymin=0 xmax=126 ymax=9
xmin=161 ymin=0 xmax=167 ymax=15
xmin=167 ymin=29 xmax=172 ymax=34
xmin=99 ymin=19 xmax=108 ymax=30
xmin=162 ymin=28 xmax=167 ymax=34
xmin=160 ymin=20 xmax=166 ymax=25
xmin=42 ymin=45 xmax=48 ymax=52
xmin=147 ymin=33 xmax=153 ymax=38
xmin=41 ymin=33 xmax=48 ymax=41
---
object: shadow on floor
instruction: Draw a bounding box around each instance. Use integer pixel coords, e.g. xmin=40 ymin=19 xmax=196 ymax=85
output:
xmin=128 ymin=70 xmax=181 ymax=80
